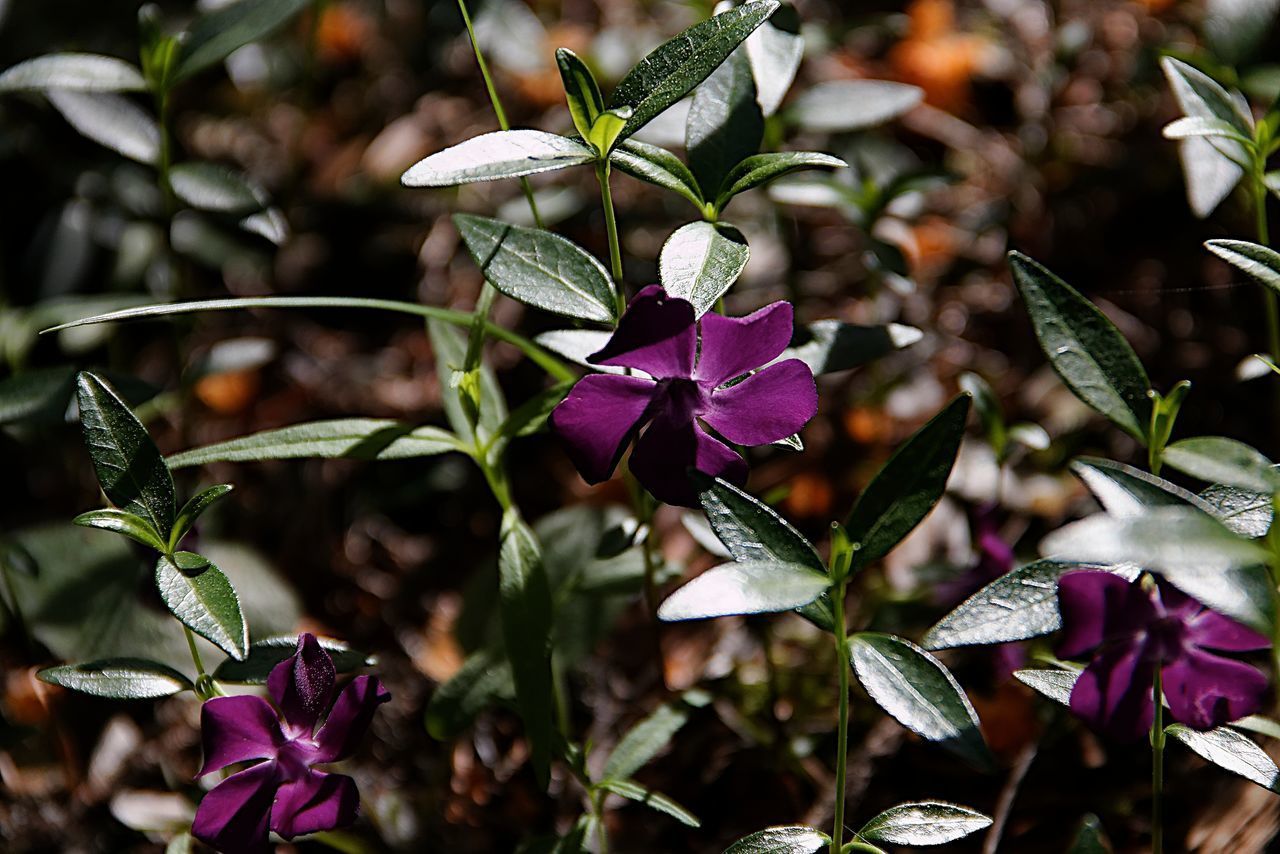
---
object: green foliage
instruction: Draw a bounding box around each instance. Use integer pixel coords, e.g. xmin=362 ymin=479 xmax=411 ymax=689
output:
xmin=856 ymin=802 xmax=992 ymax=846
xmin=38 ymin=658 xmax=193 ymax=698
xmin=659 ymin=222 xmax=750 ymax=316
xmin=155 ymin=552 xmax=248 ymax=660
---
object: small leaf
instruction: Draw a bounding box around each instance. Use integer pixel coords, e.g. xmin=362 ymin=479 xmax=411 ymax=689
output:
xmin=38 ymin=658 xmax=192 ymax=699
xmin=658 ymin=560 xmax=830 ymax=621
xmin=597 ymin=779 xmax=700 ymax=827
xmin=1161 ymin=57 xmax=1250 ymax=217
xmin=454 ymin=214 xmax=617 ymax=323
xmin=171 ymin=484 xmax=234 ymax=547
xmin=788 ymin=80 xmax=923 ymax=133
xmin=1166 ymin=723 xmax=1280 ymax=792
xmin=1162 ymin=436 xmax=1280 ymax=493
xmin=401 ymin=130 xmax=595 ymax=187
xmin=0 ymin=53 xmax=146 ymax=92
xmin=587 ymin=106 xmax=632 ymax=155
xmin=46 ymin=91 xmax=159 ymax=165
xmin=1013 ymin=667 xmax=1078 ymax=706
xmin=76 ymin=372 xmax=175 ymax=539
xmin=602 ymin=701 xmax=692 ymax=782
xmin=724 ymin=826 xmax=830 ymax=854
xmin=608 ymin=1 xmax=780 ymax=140
xmin=687 ymin=47 xmax=763 ymax=196
xmin=659 ymin=222 xmax=750 ymax=316
xmin=426 ymin=646 xmax=514 ymax=739
xmin=1162 ymin=115 xmax=1254 ymax=144
xmin=73 ymin=509 xmax=167 ymax=552
xmin=1206 ymin=239 xmax=1280 ymax=294
xmin=556 ymin=48 xmax=605 ymax=140
xmin=1009 ymin=252 xmax=1152 ymax=441
xmin=844 ymin=394 xmax=970 ymax=572
xmin=716 ymin=151 xmax=846 ymax=211
xmin=744 ymin=2 xmax=803 ymax=117
xmin=780 ymin=321 xmax=922 ymax=375
xmin=610 ymin=139 xmax=704 ymax=208
xmin=167 ymin=419 xmax=461 ymax=468
xmin=848 ymin=632 xmax=991 ymax=769
xmin=1067 ymin=814 xmax=1112 ymax=854
xmin=174 ymin=0 xmax=312 ymax=82
xmin=212 ymin=636 xmax=370 ymax=683
xmin=169 ymin=162 xmax=266 ymax=214
xmin=857 ymin=802 xmax=993 ymax=846
xmin=156 ymin=552 xmax=248 ymax=660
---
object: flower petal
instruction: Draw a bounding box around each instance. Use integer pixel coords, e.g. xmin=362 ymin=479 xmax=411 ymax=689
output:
xmin=701 ymin=359 xmax=817 ymax=446
xmin=589 ymin=285 xmax=696 ymax=378
xmin=192 ymin=761 xmax=278 ymax=854
xmin=1186 ymin=610 xmax=1272 ymax=652
xmin=550 ymin=373 xmax=658 ymax=483
xmin=197 ymin=695 xmax=283 ymax=776
xmin=695 ymin=301 xmax=795 ymax=386
xmin=629 ymin=415 xmax=746 ymax=506
xmin=1162 ymin=648 xmax=1268 ymax=731
xmin=314 ymin=675 xmax=391 ymax=763
xmin=268 ymin=633 xmax=336 ymax=737
xmin=270 ymin=769 xmax=360 ymax=840
xmin=1069 ymin=644 xmax=1156 ymax=742
xmin=1055 ymin=570 xmax=1153 ymax=659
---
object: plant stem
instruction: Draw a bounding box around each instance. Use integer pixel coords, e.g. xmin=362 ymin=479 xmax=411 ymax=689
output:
xmin=183 ymin=625 xmax=223 ymax=700
xmin=593 ymin=790 xmax=610 ymax=853
xmin=595 ymin=161 xmax=627 ymax=317
xmin=830 ymin=576 xmax=851 ymax=854
xmin=1150 ymin=669 xmax=1165 ymax=854
xmin=1254 ymin=162 xmax=1280 ymax=363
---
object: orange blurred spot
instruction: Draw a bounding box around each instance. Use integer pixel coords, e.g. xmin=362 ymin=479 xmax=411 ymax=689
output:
xmin=5 ymin=667 xmax=52 ymax=726
xmin=1137 ymin=0 xmax=1174 ymax=11
xmin=888 ymin=0 xmax=987 ymax=112
xmin=195 ymin=369 xmax=260 ymax=414
xmin=844 ymin=407 xmax=887 ymax=444
xmin=906 ymin=216 xmax=959 ymax=274
xmin=783 ymin=472 xmax=834 ymax=519
xmin=316 ymin=2 xmax=371 ymax=64
xmin=973 ymin=681 xmax=1039 ymax=756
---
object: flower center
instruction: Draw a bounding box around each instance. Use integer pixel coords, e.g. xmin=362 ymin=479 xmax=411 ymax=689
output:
xmin=1143 ymin=615 xmax=1187 ymax=663
xmin=653 ymin=377 xmax=707 ymax=421
xmin=277 ymin=734 xmax=323 ymax=777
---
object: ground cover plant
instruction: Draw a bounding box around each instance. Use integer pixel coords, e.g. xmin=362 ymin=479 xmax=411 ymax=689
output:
xmin=8 ymin=0 xmax=1280 ymax=851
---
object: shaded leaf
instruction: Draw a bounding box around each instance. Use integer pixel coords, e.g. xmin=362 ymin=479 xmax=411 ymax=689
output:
xmin=430 ymin=320 xmax=506 ymax=444
xmin=744 ymin=2 xmax=803 ymax=116
xmin=659 ymin=221 xmax=750 ymax=316
xmin=1206 ymin=239 xmax=1280 ymax=294
xmin=169 ymin=162 xmax=266 ymax=215
xmin=175 ymin=0 xmax=312 ymax=82
xmin=425 ymin=646 xmax=514 ymax=739
xmin=401 ymin=130 xmax=595 ymax=186
xmin=38 ymin=658 xmax=192 ymax=699
xmin=1071 ymin=456 xmax=1217 ymax=517
xmin=788 ymin=80 xmax=923 ymax=132
xmin=716 ymin=151 xmax=846 ymax=210
xmin=156 ymin=552 xmax=248 ymax=660
xmin=212 ymin=636 xmax=370 ymax=683
xmin=171 ymin=484 xmax=234 ymax=548
xmin=73 ymin=509 xmax=166 ymax=552
xmin=780 ymin=320 xmax=922 ymax=376
xmin=1067 ymin=814 xmax=1112 ymax=854
xmin=601 ymin=701 xmax=692 ymax=782
xmin=1162 ymin=436 xmax=1280 ymax=493
xmin=1204 ymin=0 xmax=1280 ymax=66
xmin=657 ymin=560 xmax=829 ymax=621
xmin=610 ymin=139 xmax=704 ymax=208
xmin=47 ymin=91 xmax=159 ymax=165
xmin=857 ymin=802 xmax=992 ymax=846
xmin=168 ymin=419 xmax=460 ymax=468
xmin=597 ymin=779 xmax=700 ymax=827
xmin=687 ymin=47 xmax=762 ymax=197
xmin=0 ymin=53 xmax=145 ymax=92
xmin=556 ymin=48 xmax=604 ymax=140
xmin=0 ymin=366 xmax=76 ymax=424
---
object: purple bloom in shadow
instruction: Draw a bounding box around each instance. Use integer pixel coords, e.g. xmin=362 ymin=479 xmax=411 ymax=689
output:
xmin=192 ymin=634 xmax=390 ymax=853
xmin=1056 ymin=571 xmax=1269 ymax=742
xmin=551 ymin=286 xmax=818 ymax=506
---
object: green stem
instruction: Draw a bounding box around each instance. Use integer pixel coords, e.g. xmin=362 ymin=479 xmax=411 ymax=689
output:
xmin=831 ymin=576 xmax=851 ymax=854
xmin=1150 ymin=669 xmax=1165 ymax=854
xmin=1254 ymin=161 xmax=1280 ymax=363
xmin=593 ymin=791 xmax=610 ymax=854
xmin=183 ymin=625 xmax=223 ymax=700
xmin=595 ymin=161 xmax=626 ymax=317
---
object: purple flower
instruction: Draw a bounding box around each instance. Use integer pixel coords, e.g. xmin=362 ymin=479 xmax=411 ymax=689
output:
xmin=1056 ymin=571 xmax=1269 ymax=741
xmin=192 ymin=634 xmax=390 ymax=853
xmin=550 ymin=286 xmax=818 ymax=506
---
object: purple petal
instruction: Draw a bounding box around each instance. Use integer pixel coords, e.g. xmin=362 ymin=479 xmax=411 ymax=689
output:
xmin=550 ymin=373 xmax=658 ymax=483
xmin=1055 ymin=571 xmax=1152 ymax=659
xmin=1069 ymin=644 xmax=1157 ymax=742
xmin=197 ymin=695 xmax=283 ymax=776
xmin=701 ymin=359 xmax=817 ymax=446
xmin=695 ymin=301 xmax=795 ymax=387
xmin=1185 ymin=610 xmax=1272 ymax=652
xmin=192 ymin=761 xmax=278 ymax=854
xmin=1162 ymin=648 xmax=1268 ymax=731
xmin=270 ymin=769 xmax=360 ymax=840
xmin=268 ymin=634 xmax=336 ymax=737
xmin=314 ymin=675 xmax=391 ymax=763
xmin=629 ymin=415 xmax=746 ymax=506
xmin=589 ymin=285 xmax=696 ymax=378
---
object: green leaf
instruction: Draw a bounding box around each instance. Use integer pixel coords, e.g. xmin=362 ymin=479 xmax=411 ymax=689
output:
xmin=73 ymin=508 xmax=167 ymax=552
xmin=1206 ymin=239 xmax=1280 ymax=295
xmin=1201 ymin=483 xmax=1273 ymax=538
xmin=608 ymin=0 xmax=780 ymax=140
xmin=724 ymin=826 xmax=830 ymax=854
xmin=0 ymin=366 xmax=76 ymax=424
xmin=781 ymin=321 xmax=922 ymax=375
xmin=597 ymin=779 xmax=700 ymax=827
xmin=534 ymin=329 xmax=615 ymax=371
xmin=76 ymin=372 xmax=175 ymax=539
xmin=687 ymin=47 xmax=762 ymax=197
xmin=1166 ymin=723 xmax=1280 ymax=792
xmin=212 ymin=635 xmax=370 ymax=683
xmin=38 ymin=658 xmax=192 ymax=699
xmin=715 ymin=151 xmax=846 ymax=211
xmin=923 ymin=560 xmax=1097 ymax=651
xmin=168 ymin=419 xmax=460 ymax=468
xmin=587 ymin=106 xmax=632 ymax=155
xmin=171 ymin=484 xmax=234 ymax=548
xmin=1161 ymin=56 xmax=1249 ymax=217
xmin=454 ymin=214 xmax=617 ymax=323
xmin=430 ymin=321 xmax=507 ymax=445
xmin=788 ymin=80 xmax=923 ymax=133
xmin=0 ymin=53 xmax=146 ymax=92
xmin=174 ymin=0 xmax=312 ymax=82
xmin=1009 ymin=252 xmax=1152 ymax=441
xmin=658 ymin=222 xmax=750 ymax=316
xmin=610 ymin=139 xmax=704 ymax=208
xmin=601 ymin=701 xmax=692 ymax=782
xmin=744 ymin=2 xmax=803 ymax=116
xmin=46 ymin=91 xmax=159 ymax=165
xmin=1067 ymin=814 xmax=1112 ymax=854
xmin=657 ymin=560 xmax=829 ymax=621
xmin=844 ymin=394 xmax=970 ymax=571
xmin=1013 ymin=667 xmax=1078 ymax=706
xmin=1070 ymin=456 xmax=1217 ymax=517
xmin=156 ymin=552 xmax=248 ymax=660
xmin=1162 ymin=436 xmax=1280 ymax=493
xmin=401 ymin=130 xmax=595 ymax=187
xmin=848 ymin=632 xmax=991 ymax=769
xmin=1162 ymin=115 xmax=1254 ymax=145
xmin=857 ymin=802 xmax=992 ymax=846
xmin=425 ymin=646 xmax=514 ymax=739
xmin=556 ymin=48 xmax=605 ymax=140
xmin=498 ymin=510 xmax=555 ymax=788
xmin=1041 ymin=507 xmax=1274 ymax=633
xmin=169 ymin=162 xmax=266 ymax=214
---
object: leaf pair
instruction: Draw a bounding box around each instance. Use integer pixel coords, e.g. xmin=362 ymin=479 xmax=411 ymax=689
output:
xmin=725 ymin=802 xmax=990 ymax=853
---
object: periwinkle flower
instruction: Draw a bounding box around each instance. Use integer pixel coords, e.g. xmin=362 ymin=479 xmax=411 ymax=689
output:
xmin=1056 ymin=571 xmax=1269 ymax=741
xmin=551 ymin=285 xmax=818 ymax=506
xmin=192 ymin=634 xmax=389 ymax=853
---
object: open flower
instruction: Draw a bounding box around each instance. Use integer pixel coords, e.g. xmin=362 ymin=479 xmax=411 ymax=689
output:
xmin=1056 ymin=571 xmax=1269 ymax=741
xmin=193 ymin=634 xmax=390 ymax=853
xmin=550 ymin=286 xmax=818 ymax=506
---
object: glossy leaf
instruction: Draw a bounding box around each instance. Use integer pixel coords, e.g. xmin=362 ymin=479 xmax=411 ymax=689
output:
xmin=780 ymin=321 xmax=922 ymax=375
xmin=171 ymin=484 xmax=234 ymax=547
xmin=659 ymin=222 xmax=750 ymax=316
xmin=716 ymin=152 xmax=846 ymax=210
xmin=168 ymin=419 xmax=460 ymax=468
xmin=174 ymin=0 xmax=312 ymax=82
xmin=602 ymin=701 xmax=691 ymax=782
xmin=857 ymin=802 xmax=992 ymax=846
xmin=1009 ymin=252 xmax=1151 ymax=441
xmin=844 ymin=394 xmax=970 ymax=571
xmin=609 ymin=139 xmax=704 ymax=208
xmin=0 ymin=53 xmax=146 ymax=92
xmin=1162 ymin=436 xmax=1280 ymax=493
xmin=724 ymin=826 xmax=829 ymax=854
xmin=1166 ymin=723 xmax=1280 ymax=792
xmin=1161 ymin=57 xmax=1249 ymax=217
xmin=587 ymin=106 xmax=632 ymax=155
xmin=597 ymin=780 xmax=700 ymax=827
xmin=401 ymin=130 xmax=595 ymax=187
xmin=848 ymin=632 xmax=991 ymax=768
xmin=455 ymin=214 xmax=617 ymax=323
xmin=1070 ymin=456 xmax=1217 ymax=517
xmin=1012 ymin=667 xmax=1078 ymax=706
xmin=212 ymin=636 xmax=370 ymax=684
xmin=76 ymin=372 xmax=175 ymax=539
xmin=47 ymin=91 xmax=159 ymax=165
xmin=1200 ymin=483 xmax=1273 ymax=538
xmin=170 ymin=162 xmax=266 ymax=214
xmin=156 ymin=552 xmax=248 ymax=660
xmin=608 ymin=1 xmax=780 ymax=140
xmin=657 ymin=560 xmax=830 ymax=621
xmin=534 ymin=329 xmax=617 ymax=372
xmin=426 ymin=646 xmax=514 ymax=739
xmin=556 ymin=48 xmax=605 ymax=140
xmin=1206 ymin=239 xmax=1280 ymax=294
xmin=687 ymin=47 xmax=762 ymax=197
xmin=73 ymin=508 xmax=167 ymax=552
xmin=788 ymin=80 xmax=923 ymax=132
xmin=1162 ymin=115 xmax=1253 ymax=144
xmin=744 ymin=2 xmax=803 ymax=116
xmin=38 ymin=658 xmax=192 ymax=699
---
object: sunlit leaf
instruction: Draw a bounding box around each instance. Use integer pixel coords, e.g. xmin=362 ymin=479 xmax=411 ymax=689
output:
xmin=0 ymin=53 xmax=145 ymax=92
xmin=401 ymin=130 xmax=595 ymax=187
xmin=788 ymin=79 xmax=923 ymax=132
xmin=657 ymin=560 xmax=829 ymax=621
xmin=156 ymin=552 xmax=248 ymax=660
xmin=73 ymin=508 xmax=167 ymax=552
xmin=659 ymin=221 xmax=750 ymax=316
xmin=167 ymin=419 xmax=461 ymax=468
xmin=597 ymin=780 xmax=700 ymax=827
xmin=171 ymin=484 xmax=234 ymax=548
xmin=724 ymin=826 xmax=829 ymax=854
xmin=1162 ymin=436 xmax=1280 ymax=493
xmin=38 ymin=658 xmax=192 ymax=699
xmin=1206 ymin=239 xmax=1280 ymax=294
xmin=47 ymin=91 xmax=159 ymax=165
xmin=744 ymin=2 xmax=802 ymax=116
xmin=610 ymin=139 xmax=704 ymax=208
xmin=857 ymin=802 xmax=992 ymax=846
xmin=1166 ymin=723 xmax=1280 ymax=792
xmin=1013 ymin=667 xmax=1077 ymax=706
xmin=716 ymin=151 xmax=846 ymax=211
xmin=687 ymin=47 xmax=762 ymax=197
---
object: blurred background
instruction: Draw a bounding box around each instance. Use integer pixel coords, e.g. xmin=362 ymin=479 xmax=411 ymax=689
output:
xmin=3 ymin=0 xmax=1280 ymax=851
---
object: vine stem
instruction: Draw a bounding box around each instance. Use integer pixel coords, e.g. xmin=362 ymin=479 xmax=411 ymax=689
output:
xmin=831 ymin=576 xmax=851 ymax=854
xmin=596 ymin=161 xmax=627 ymax=317
xmin=1150 ymin=669 xmax=1165 ymax=854
xmin=1254 ymin=160 xmax=1280 ymax=363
